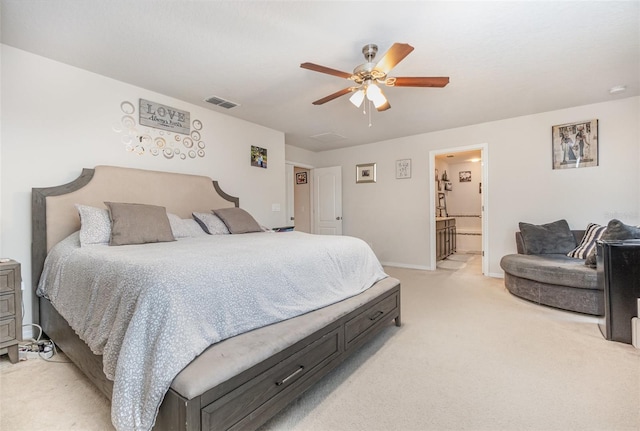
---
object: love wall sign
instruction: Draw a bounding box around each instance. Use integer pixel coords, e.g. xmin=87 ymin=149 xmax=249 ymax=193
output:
xmin=139 ymin=99 xmax=190 ymax=135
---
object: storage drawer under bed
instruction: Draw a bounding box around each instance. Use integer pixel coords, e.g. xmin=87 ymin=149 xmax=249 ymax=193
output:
xmin=201 ymin=327 xmax=343 ymax=430
xmin=345 ymin=291 xmax=399 ymax=350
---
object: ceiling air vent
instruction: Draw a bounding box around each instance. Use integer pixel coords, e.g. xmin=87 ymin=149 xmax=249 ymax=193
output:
xmin=310 ymin=132 xmax=347 ymax=144
xmin=204 ymin=95 xmax=239 ymax=109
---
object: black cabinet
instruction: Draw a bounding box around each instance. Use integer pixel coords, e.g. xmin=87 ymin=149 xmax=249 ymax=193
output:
xmin=597 ymin=239 xmax=640 ymax=344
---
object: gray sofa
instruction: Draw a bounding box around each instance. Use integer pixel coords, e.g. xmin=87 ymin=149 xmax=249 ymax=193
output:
xmin=500 ymin=229 xmax=604 ymax=315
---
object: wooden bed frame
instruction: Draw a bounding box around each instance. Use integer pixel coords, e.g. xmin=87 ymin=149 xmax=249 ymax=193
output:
xmin=32 ymin=165 xmax=401 ymax=431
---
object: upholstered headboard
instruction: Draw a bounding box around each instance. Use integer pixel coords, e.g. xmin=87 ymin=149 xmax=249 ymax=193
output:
xmin=31 ymin=165 xmax=239 ymax=302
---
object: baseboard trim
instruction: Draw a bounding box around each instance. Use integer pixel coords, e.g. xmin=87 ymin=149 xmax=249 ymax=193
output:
xmin=381 ymin=262 xmax=432 ymax=271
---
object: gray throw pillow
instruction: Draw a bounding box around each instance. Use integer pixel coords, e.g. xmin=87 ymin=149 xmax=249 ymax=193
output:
xmin=105 ymin=202 xmax=176 ymax=246
xmin=213 ymin=207 xmax=262 ymax=234
xmin=519 ymin=219 xmax=576 ymax=255
xmin=584 ymin=219 xmax=640 ymax=267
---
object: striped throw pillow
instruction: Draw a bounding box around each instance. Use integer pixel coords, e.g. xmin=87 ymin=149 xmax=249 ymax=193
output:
xmin=567 ymin=223 xmax=606 ymax=259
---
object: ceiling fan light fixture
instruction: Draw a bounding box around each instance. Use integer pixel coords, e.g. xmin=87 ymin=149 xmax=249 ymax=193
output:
xmin=349 ymin=89 xmax=365 ymax=107
xmin=366 ymin=83 xmax=387 ymax=108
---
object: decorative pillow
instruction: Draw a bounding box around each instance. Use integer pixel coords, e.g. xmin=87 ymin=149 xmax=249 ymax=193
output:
xmin=213 ymin=207 xmax=262 ymax=234
xmin=192 ymin=212 xmax=230 ymax=235
xmin=75 ymin=204 xmax=111 ymax=246
xmin=519 ymin=219 xmax=576 ymax=255
xmin=567 ymin=223 xmax=606 ymax=259
xmin=105 ymin=202 xmax=175 ymax=246
xmin=585 ymin=219 xmax=640 ymax=267
xmin=167 ymin=213 xmax=208 ymax=238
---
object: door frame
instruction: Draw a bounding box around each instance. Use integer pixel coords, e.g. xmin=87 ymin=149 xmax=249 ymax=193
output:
xmin=285 ymin=160 xmax=315 ymax=232
xmin=429 ymin=143 xmax=489 ymax=275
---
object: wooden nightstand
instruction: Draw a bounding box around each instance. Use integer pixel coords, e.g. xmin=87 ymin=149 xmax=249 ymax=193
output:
xmin=0 ymin=260 xmax=22 ymax=363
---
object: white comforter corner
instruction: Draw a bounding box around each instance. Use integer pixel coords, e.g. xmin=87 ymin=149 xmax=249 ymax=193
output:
xmin=37 ymin=231 xmax=387 ymax=431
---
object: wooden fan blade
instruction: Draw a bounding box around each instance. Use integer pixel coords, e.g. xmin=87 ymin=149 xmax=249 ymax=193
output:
xmin=391 ymin=77 xmax=450 ymax=87
xmin=375 ymin=43 xmax=414 ymax=74
xmin=376 ymin=101 xmax=391 ymax=112
xmin=312 ymin=87 xmax=353 ymax=105
xmin=300 ymin=62 xmax=352 ymax=79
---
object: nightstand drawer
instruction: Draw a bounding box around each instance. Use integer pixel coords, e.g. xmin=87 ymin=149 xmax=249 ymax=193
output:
xmin=0 ymin=293 xmax=16 ymax=319
xmin=0 ymin=269 xmax=16 ymax=294
xmin=0 ymin=317 xmax=16 ymax=343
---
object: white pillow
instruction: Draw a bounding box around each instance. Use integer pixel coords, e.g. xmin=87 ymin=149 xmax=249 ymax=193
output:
xmin=167 ymin=213 xmax=208 ymax=238
xmin=192 ymin=212 xmax=230 ymax=235
xmin=75 ymin=204 xmax=111 ymax=246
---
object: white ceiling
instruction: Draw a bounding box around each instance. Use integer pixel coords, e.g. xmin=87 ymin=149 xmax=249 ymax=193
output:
xmin=1 ymin=1 xmax=638 ymax=152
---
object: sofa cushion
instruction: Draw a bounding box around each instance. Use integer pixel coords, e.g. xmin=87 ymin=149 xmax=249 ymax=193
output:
xmin=500 ymin=254 xmax=599 ymax=290
xmin=584 ymin=219 xmax=640 ymax=267
xmin=518 ymin=219 xmax=576 ymax=255
xmin=567 ymin=223 xmax=606 ymax=259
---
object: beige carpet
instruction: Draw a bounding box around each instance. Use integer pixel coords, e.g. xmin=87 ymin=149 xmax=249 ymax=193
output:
xmin=2 ymin=255 xmax=639 ymax=430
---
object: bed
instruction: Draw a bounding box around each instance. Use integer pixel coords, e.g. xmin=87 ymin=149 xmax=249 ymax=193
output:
xmin=31 ymin=165 xmax=401 ymax=431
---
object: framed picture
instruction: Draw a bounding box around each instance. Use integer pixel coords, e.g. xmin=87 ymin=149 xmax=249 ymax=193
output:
xmin=356 ymin=163 xmax=376 ymax=183
xmin=444 ymin=181 xmax=453 ymax=191
xmin=396 ymin=159 xmax=411 ymax=179
xmin=251 ymin=145 xmax=267 ymax=168
xmin=295 ymin=172 xmax=307 ymax=184
xmin=459 ymin=171 xmax=471 ymax=182
xmin=552 ymin=119 xmax=598 ymax=169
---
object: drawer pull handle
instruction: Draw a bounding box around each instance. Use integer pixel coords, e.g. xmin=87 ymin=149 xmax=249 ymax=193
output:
xmin=369 ymin=310 xmax=384 ymax=321
xmin=276 ymin=365 xmax=305 ymax=386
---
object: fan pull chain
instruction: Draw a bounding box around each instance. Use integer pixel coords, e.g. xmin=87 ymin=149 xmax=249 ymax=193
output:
xmin=368 ymin=100 xmax=372 ymax=127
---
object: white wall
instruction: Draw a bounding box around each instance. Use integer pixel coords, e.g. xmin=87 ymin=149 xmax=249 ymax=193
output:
xmin=285 ymin=144 xmax=316 ymax=167
xmin=0 ymin=45 xmax=286 ymax=331
xmin=313 ymin=96 xmax=639 ymax=276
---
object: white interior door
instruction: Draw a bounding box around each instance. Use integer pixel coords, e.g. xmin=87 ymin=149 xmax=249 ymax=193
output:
xmin=313 ymin=166 xmax=342 ymax=235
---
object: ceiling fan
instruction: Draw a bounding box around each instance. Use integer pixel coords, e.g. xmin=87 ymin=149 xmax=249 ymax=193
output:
xmin=300 ymin=43 xmax=449 ymax=112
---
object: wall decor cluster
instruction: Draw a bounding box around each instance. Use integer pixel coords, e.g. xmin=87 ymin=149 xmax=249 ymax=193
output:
xmin=251 ymin=146 xmax=268 ymax=168
xmin=113 ymin=100 xmax=207 ymax=160
xmin=396 ymin=159 xmax=411 ymax=179
xmin=356 ymin=163 xmax=376 ymax=183
xmin=552 ymin=119 xmax=598 ymax=169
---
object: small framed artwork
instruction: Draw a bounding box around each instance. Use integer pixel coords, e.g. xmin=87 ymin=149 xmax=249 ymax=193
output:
xmin=552 ymin=119 xmax=598 ymax=169
xmin=444 ymin=181 xmax=453 ymax=191
xmin=356 ymin=163 xmax=376 ymax=183
xmin=295 ymin=172 xmax=307 ymax=184
xmin=459 ymin=171 xmax=471 ymax=182
xmin=396 ymin=159 xmax=411 ymax=179
xmin=251 ymin=145 xmax=267 ymax=168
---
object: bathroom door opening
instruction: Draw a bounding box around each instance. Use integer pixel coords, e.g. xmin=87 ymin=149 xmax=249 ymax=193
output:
xmin=430 ymin=144 xmax=488 ymax=275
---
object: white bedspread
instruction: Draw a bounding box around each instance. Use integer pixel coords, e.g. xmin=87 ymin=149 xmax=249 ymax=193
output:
xmin=37 ymin=231 xmax=387 ymax=431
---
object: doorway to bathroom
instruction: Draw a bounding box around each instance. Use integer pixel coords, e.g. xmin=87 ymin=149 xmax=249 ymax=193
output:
xmin=430 ymin=144 xmax=488 ymax=275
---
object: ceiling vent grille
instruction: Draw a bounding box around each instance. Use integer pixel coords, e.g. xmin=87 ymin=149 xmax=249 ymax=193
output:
xmin=204 ymin=96 xmax=239 ymax=109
